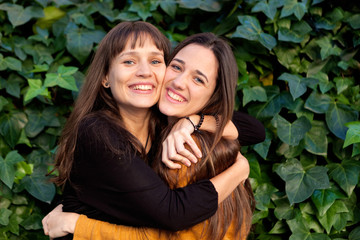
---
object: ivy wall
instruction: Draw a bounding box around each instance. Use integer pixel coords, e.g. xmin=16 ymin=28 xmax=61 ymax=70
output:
xmin=0 ymin=0 xmax=359 ymax=239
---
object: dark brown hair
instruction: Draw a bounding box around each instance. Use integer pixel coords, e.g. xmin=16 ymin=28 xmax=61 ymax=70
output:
xmin=53 ymin=21 xmax=170 ymax=187
xmin=154 ymin=33 xmax=254 ymax=239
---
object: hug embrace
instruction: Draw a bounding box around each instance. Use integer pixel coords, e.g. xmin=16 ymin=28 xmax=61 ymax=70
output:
xmin=42 ymin=21 xmax=265 ymax=240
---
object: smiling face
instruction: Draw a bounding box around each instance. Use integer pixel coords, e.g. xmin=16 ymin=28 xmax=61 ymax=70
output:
xmin=103 ymin=36 xmax=166 ymax=114
xmin=159 ymin=44 xmax=218 ymax=118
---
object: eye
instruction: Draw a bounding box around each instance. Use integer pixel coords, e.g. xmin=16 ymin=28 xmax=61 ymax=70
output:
xmin=194 ymin=77 xmax=205 ymax=84
xmin=151 ymin=59 xmax=162 ymax=65
xmin=123 ymin=60 xmax=135 ymax=65
xmin=170 ymin=64 xmax=181 ymax=71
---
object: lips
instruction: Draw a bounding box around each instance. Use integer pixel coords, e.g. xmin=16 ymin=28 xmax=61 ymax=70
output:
xmin=167 ymin=88 xmax=186 ymax=102
xmin=130 ymin=84 xmax=154 ymax=91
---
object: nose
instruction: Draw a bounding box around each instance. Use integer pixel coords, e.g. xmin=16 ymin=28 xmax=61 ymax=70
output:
xmin=172 ymin=74 xmax=187 ymax=90
xmin=136 ymin=61 xmax=152 ymax=78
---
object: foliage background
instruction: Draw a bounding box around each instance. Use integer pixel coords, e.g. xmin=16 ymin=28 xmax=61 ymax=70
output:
xmin=0 ymin=0 xmax=359 ymax=239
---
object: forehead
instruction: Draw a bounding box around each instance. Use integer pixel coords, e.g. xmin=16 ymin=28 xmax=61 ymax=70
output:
xmin=174 ymin=44 xmax=218 ymax=79
xmin=124 ymin=33 xmax=159 ymax=50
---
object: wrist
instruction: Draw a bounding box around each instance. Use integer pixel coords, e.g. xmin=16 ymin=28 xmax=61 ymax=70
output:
xmin=187 ymin=114 xmax=204 ymax=132
xmin=65 ymin=213 xmax=80 ymax=234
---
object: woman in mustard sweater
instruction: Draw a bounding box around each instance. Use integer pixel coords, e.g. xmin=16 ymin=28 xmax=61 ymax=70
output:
xmin=44 ymin=32 xmax=256 ymax=240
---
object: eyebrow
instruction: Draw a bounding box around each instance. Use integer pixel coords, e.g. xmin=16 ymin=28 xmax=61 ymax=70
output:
xmin=173 ymin=58 xmax=209 ymax=83
xmin=119 ymin=51 xmax=164 ymax=58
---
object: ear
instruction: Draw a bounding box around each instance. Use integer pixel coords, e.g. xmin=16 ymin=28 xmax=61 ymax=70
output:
xmin=102 ymin=76 xmax=110 ymax=88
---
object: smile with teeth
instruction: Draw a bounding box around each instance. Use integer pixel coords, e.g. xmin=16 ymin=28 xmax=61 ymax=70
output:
xmin=168 ymin=89 xmax=185 ymax=102
xmin=131 ymin=84 xmax=153 ymax=91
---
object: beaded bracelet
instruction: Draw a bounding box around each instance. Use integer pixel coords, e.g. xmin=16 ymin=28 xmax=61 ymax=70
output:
xmin=214 ymin=114 xmax=219 ymax=128
xmin=184 ymin=113 xmax=204 ymax=132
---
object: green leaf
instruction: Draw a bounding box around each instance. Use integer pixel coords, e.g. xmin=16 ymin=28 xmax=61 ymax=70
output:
xmin=274 ymin=197 xmax=296 ymax=220
xmin=280 ymin=0 xmax=307 ymax=20
xmin=0 ymin=208 xmax=12 ymax=225
xmin=328 ymin=160 xmax=360 ymax=196
xmin=24 ymin=79 xmax=49 ymax=102
xmin=0 ymin=96 xmax=9 ymax=112
xmin=311 ymin=188 xmax=342 ymax=216
xmin=243 ymin=86 xmax=267 ymax=106
xmin=304 ymin=121 xmax=328 ymax=156
xmin=248 ymin=154 xmax=262 ymax=180
xmin=20 ymin=213 xmax=43 ymax=230
xmin=160 ymin=0 xmax=177 ymax=18
xmin=0 ymin=54 xmax=22 ymax=71
xmin=129 ymin=1 xmax=153 ymax=21
xmin=0 ymin=151 xmax=25 ymax=189
xmin=344 ymin=121 xmax=360 ymax=148
xmin=272 ymin=115 xmax=312 ymax=146
xmin=347 ymin=14 xmax=360 ymax=29
xmin=31 ymin=64 xmax=49 ymax=73
xmin=304 ymin=91 xmax=332 ymax=114
xmin=278 ymin=73 xmax=306 ymax=100
xmin=71 ymin=12 xmax=94 ymax=29
xmin=198 ymin=0 xmax=222 ymax=12
xmin=349 ymin=226 xmax=360 ymax=240
xmin=316 ymin=37 xmax=342 ymax=60
xmin=259 ymin=32 xmax=277 ymax=50
xmin=0 ymin=4 xmax=44 ymax=27
xmin=0 ymin=111 xmax=28 ymax=148
xmin=254 ymin=183 xmax=278 ymax=211
xmin=21 ymin=171 xmax=55 ymax=203
xmin=308 ymin=71 xmax=334 ymax=94
xmin=254 ymin=138 xmax=271 ymax=160
xmin=317 ymin=200 xmax=349 ymax=234
xmin=44 ymin=66 xmax=78 ymax=91
xmin=66 ymin=28 xmax=94 ymax=64
xmin=233 ymin=16 xmax=262 ymax=41
xmin=275 ymin=158 xmax=330 ymax=204
xmin=248 ymin=89 xmax=292 ymax=120
xmin=4 ymin=57 xmax=22 ymax=71
xmin=274 ymin=45 xmax=302 ymax=72
xmin=325 ymin=103 xmax=358 ymax=140
xmin=290 ymin=233 xmax=331 ymax=240
xmin=334 ymin=77 xmax=354 ymax=94
xmin=5 ymin=75 xmax=22 ymax=98
xmin=0 ymin=54 xmax=7 ymax=71
xmin=287 ymin=211 xmax=309 ymax=235
xmin=23 ymin=43 xmax=54 ymax=65
xmin=252 ymin=0 xmax=282 ymax=20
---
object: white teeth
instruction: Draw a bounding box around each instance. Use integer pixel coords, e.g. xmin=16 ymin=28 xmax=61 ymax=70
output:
xmin=133 ymin=85 xmax=152 ymax=90
xmin=168 ymin=90 xmax=184 ymax=102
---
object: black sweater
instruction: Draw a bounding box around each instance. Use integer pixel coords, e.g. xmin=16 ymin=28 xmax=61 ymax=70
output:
xmin=58 ymin=112 xmax=265 ymax=239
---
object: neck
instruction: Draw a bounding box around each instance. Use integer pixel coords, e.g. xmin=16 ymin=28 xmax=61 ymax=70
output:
xmin=120 ymin=107 xmax=151 ymax=149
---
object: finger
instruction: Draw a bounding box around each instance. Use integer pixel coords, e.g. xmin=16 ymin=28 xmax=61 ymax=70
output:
xmin=165 ymin=138 xmax=179 ymax=160
xmin=184 ymin=136 xmax=202 ymax=158
xmin=162 ymin=146 xmax=182 ymax=169
xmin=176 ymin=147 xmax=198 ymax=164
xmin=170 ymin=153 xmax=192 ymax=167
xmin=42 ymin=217 xmax=49 ymax=235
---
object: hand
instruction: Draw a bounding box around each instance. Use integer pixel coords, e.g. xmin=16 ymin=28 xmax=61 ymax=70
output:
xmin=42 ymin=204 xmax=80 ymax=239
xmin=234 ymin=151 xmax=250 ymax=183
xmin=162 ymin=117 xmax=202 ymax=169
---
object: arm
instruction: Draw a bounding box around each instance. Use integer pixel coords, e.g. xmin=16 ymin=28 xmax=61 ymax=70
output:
xmin=43 ymin=154 xmax=249 ymax=240
xmin=162 ymin=111 xmax=263 ymax=168
xmin=232 ymin=111 xmax=265 ymax=146
xmin=162 ymin=115 xmax=237 ymax=168
xmin=65 ymin=117 xmax=218 ymax=231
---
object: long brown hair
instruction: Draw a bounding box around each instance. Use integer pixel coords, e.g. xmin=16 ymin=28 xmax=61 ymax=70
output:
xmin=154 ymin=33 xmax=254 ymax=239
xmin=53 ymin=21 xmax=170 ymax=187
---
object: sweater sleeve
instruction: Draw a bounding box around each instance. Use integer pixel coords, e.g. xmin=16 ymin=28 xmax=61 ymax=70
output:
xmin=232 ymin=111 xmax=265 ymax=146
xmin=63 ymin=116 xmax=218 ymax=231
xmin=74 ymin=215 xmax=149 ymax=240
